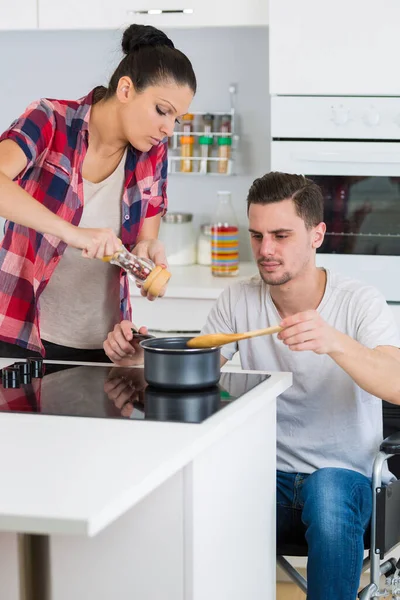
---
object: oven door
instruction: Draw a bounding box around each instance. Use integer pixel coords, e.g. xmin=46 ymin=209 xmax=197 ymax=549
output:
xmin=271 ymin=141 xmax=400 ymax=301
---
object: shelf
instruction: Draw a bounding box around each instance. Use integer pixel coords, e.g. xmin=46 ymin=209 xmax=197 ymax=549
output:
xmin=168 ymin=84 xmax=239 ymax=177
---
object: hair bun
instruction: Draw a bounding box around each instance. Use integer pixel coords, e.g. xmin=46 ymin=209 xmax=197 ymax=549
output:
xmin=122 ymin=24 xmax=175 ymax=55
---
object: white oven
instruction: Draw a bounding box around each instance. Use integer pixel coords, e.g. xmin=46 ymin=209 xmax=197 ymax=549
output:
xmin=271 ymin=96 xmax=400 ymax=302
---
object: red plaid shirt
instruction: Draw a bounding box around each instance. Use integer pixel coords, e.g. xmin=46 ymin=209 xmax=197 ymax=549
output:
xmin=0 ymin=88 xmax=168 ymax=355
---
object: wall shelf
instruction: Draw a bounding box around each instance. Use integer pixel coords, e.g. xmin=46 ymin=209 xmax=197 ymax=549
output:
xmin=168 ymin=84 xmax=239 ymax=176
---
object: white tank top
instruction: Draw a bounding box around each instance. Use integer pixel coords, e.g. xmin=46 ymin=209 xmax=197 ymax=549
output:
xmin=40 ymin=150 xmax=126 ymax=349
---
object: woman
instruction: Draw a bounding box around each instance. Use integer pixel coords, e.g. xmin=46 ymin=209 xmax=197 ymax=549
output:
xmin=0 ymin=24 xmax=196 ymax=361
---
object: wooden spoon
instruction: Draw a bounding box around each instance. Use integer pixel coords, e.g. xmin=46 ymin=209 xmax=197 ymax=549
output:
xmin=186 ymin=325 xmax=283 ymax=349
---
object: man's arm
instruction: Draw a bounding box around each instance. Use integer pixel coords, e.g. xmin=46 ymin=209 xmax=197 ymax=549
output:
xmin=279 ymin=310 xmax=400 ymax=404
xmin=330 ymin=337 xmax=400 ymax=404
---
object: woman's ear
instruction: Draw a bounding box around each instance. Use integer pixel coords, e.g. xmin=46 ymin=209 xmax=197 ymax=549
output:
xmin=116 ymin=76 xmax=135 ymax=103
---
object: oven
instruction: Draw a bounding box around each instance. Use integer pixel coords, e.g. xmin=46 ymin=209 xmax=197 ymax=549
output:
xmin=271 ymin=95 xmax=400 ymax=302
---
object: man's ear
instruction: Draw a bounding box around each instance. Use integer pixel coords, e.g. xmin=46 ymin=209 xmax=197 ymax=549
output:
xmin=312 ymin=222 xmax=326 ymax=249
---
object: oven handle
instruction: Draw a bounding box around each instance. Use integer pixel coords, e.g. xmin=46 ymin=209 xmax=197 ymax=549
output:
xmin=293 ymin=150 xmax=400 ymax=164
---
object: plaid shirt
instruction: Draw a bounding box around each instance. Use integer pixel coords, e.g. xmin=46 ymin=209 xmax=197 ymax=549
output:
xmin=0 ymin=88 xmax=168 ymax=355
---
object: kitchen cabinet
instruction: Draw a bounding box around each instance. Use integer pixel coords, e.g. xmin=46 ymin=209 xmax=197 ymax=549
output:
xmin=0 ymin=0 xmax=37 ymax=30
xmin=0 ymin=534 xmax=19 ymax=600
xmin=0 ymin=360 xmax=291 ymax=600
xmin=269 ymin=0 xmax=400 ymax=96
xmin=38 ymin=0 xmax=268 ymax=30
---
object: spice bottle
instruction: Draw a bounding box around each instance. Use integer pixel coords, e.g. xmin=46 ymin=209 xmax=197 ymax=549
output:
xmin=217 ymin=114 xmax=232 ymax=174
xmin=211 ymin=191 xmax=239 ymax=277
xmin=180 ymin=113 xmax=194 ymax=173
xmin=217 ymin=137 xmax=232 ymax=174
xmin=104 ymin=247 xmax=171 ymax=297
xmin=199 ymin=113 xmax=214 ymax=174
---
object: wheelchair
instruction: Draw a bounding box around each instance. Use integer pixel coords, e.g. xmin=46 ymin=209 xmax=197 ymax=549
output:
xmin=277 ymin=402 xmax=400 ymax=599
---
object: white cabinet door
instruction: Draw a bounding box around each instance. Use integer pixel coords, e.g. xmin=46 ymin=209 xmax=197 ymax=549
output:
xmin=0 ymin=0 xmax=37 ymax=29
xmin=131 ymin=0 xmax=268 ymax=27
xmin=270 ymin=0 xmax=400 ymax=96
xmin=38 ymin=0 xmax=268 ymax=30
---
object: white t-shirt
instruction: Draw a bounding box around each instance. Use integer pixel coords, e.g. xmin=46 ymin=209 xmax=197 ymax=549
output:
xmin=201 ymin=269 xmax=400 ymax=483
xmin=40 ymin=150 xmax=126 ymax=349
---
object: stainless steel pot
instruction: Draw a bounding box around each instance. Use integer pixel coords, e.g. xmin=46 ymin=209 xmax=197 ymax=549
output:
xmin=139 ymin=337 xmax=221 ymax=390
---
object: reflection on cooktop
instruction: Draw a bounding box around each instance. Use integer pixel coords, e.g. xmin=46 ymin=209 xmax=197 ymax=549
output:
xmin=0 ymin=363 xmax=271 ymax=424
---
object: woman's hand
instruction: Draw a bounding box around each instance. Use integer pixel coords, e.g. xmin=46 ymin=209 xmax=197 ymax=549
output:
xmin=132 ymin=239 xmax=169 ymax=300
xmin=103 ymin=320 xmax=148 ymax=366
xmin=62 ymin=224 xmax=122 ymax=259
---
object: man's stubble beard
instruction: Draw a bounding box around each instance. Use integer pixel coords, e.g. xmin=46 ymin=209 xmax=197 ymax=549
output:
xmin=258 ymin=269 xmax=292 ymax=286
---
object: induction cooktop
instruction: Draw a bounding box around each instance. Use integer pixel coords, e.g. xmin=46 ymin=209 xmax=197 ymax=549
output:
xmin=0 ymin=361 xmax=270 ymax=424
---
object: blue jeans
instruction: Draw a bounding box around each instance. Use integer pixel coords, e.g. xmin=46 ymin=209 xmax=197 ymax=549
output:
xmin=277 ymin=468 xmax=373 ymax=600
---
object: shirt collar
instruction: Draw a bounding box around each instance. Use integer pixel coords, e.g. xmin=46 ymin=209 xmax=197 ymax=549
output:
xmin=70 ymin=88 xmax=96 ymax=132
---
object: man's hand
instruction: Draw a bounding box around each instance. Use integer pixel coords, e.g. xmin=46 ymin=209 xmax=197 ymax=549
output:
xmin=278 ymin=310 xmax=344 ymax=355
xmin=103 ymin=320 xmax=147 ymax=366
xmin=104 ymin=367 xmax=147 ymax=417
xmin=132 ymin=239 xmax=169 ymax=301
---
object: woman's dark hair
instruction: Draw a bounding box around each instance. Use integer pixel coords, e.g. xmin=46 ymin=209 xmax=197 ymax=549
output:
xmin=102 ymin=24 xmax=196 ymax=99
xmin=246 ymin=172 xmax=324 ymax=228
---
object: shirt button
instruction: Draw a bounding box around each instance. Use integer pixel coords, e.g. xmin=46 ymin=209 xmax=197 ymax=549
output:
xmin=124 ymin=215 xmax=129 ymax=220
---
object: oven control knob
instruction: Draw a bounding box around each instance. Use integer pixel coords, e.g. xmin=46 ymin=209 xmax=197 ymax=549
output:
xmin=2 ymin=366 xmax=21 ymax=388
xmin=363 ymin=108 xmax=380 ymax=126
xmin=330 ymin=106 xmax=350 ymax=126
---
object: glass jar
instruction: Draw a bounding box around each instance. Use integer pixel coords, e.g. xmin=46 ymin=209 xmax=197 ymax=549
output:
xmin=217 ymin=114 xmax=232 ymax=174
xmin=180 ymin=113 xmax=194 ymax=173
xmin=197 ymin=224 xmax=212 ymax=265
xmin=159 ymin=212 xmax=196 ymax=266
xmin=211 ymin=191 xmax=239 ymax=277
xmin=108 ymin=247 xmax=156 ymax=284
xmin=217 ymin=136 xmax=232 ymax=174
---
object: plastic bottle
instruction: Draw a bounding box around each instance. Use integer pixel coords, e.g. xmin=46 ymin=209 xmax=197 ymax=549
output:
xmin=211 ymin=191 xmax=239 ymax=277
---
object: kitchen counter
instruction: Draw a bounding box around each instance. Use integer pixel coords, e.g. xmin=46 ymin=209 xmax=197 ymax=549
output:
xmin=130 ymin=262 xmax=258 ymax=332
xmin=131 ymin=262 xmax=258 ymax=300
xmin=0 ymin=358 xmax=292 ymax=600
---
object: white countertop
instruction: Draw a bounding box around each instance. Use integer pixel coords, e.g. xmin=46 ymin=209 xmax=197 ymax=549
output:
xmin=0 ymin=358 xmax=291 ymax=537
xmin=131 ymin=262 xmax=258 ymax=300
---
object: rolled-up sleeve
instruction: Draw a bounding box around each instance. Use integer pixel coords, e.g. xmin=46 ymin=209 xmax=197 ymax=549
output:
xmin=0 ymin=99 xmax=55 ymax=175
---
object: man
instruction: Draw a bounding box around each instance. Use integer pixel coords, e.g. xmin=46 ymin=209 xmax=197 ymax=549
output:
xmin=104 ymin=172 xmax=400 ymax=600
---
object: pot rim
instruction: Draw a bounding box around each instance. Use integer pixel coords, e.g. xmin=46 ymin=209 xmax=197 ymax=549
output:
xmin=139 ymin=336 xmax=219 ymax=354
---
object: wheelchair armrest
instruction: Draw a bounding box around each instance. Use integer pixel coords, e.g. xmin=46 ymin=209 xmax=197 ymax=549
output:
xmin=380 ymin=432 xmax=400 ymax=455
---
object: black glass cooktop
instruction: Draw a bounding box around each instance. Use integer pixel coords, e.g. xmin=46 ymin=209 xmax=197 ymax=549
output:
xmin=0 ymin=362 xmax=270 ymax=424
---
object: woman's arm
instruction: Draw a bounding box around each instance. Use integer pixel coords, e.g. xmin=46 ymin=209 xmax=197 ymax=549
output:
xmin=0 ymin=140 xmax=121 ymax=258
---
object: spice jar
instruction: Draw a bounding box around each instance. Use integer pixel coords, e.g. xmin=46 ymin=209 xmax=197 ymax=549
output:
xmin=217 ymin=136 xmax=232 ymax=174
xmin=197 ymin=224 xmax=212 ymax=265
xmin=199 ymin=136 xmax=213 ymax=174
xmin=106 ymin=247 xmax=171 ymax=297
xmin=180 ymin=113 xmax=194 ymax=173
xmin=217 ymin=114 xmax=232 ymax=174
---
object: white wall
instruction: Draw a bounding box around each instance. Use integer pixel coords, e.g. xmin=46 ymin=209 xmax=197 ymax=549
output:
xmin=0 ymin=27 xmax=270 ymax=260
